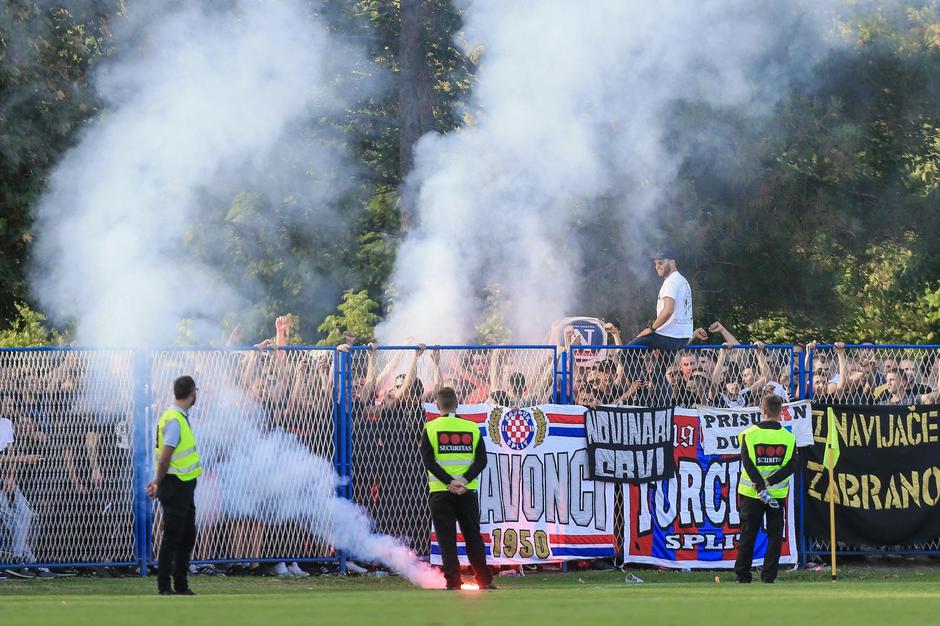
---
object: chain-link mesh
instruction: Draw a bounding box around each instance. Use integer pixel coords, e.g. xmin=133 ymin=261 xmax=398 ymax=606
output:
xmin=804 ymin=345 xmax=940 ymax=556
xmin=347 ymin=346 xmax=557 ymax=557
xmin=808 ymin=345 xmax=940 ymax=406
xmin=0 ymin=349 xmax=136 ymax=568
xmin=149 ymin=347 xmax=336 ymax=565
xmin=7 ymin=343 xmax=940 ymax=568
xmin=569 ymin=345 xmax=795 ymax=407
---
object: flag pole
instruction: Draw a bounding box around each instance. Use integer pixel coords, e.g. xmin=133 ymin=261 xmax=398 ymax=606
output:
xmin=828 ymin=462 xmax=836 ymax=581
xmin=824 ymin=407 xmax=840 ymax=582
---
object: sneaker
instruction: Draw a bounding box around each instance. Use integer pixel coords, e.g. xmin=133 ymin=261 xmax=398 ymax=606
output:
xmin=198 ymin=564 xmax=224 ymax=577
xmin=288 ymin=562 xmax=309 ymax=578
xmin=269 ymin=562 xmax=290 ymax=577
xmin=34 ymin=568 xmax=57 ymax=579
xmin=3 ymin=568 xmax=35 ymax=579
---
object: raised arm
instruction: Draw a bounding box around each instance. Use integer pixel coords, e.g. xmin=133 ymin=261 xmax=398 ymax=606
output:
xmin=712 ymin=343 xmax=731 ymax=387
xmin=428 ymin=348 xmax=443 ymax=399
xmin=359 ymin=343 xmax=379 ymax=403
xmin=394 ymin=344 xmax=426 ymax=403
xmin=747 ymin=341 xmax=770 ymax=396
xmin=830 ymin=342 xmax=848 ymax=398
xmin=709 ymin=321 xmax=740 ymax=346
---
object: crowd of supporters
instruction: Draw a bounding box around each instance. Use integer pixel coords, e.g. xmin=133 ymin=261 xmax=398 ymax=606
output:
xmin=2 ymin=316 xmax=940 ymax=576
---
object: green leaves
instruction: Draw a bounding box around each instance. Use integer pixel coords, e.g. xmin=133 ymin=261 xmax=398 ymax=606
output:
xmin=317 ymin=289 xmax=381 ymax=345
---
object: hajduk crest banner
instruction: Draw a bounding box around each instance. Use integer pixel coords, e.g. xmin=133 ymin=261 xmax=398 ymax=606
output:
xmin=426 ymin=404 xmax=616 ymax=565
xmin=623 ymin=407 xmax=797 ymax=569
xmin=698 ymin=400 xmax=814 ymax=455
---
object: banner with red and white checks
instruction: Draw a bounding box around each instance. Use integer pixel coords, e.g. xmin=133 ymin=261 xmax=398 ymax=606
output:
xmin=426 ymin=404 xmax=616 ymax=565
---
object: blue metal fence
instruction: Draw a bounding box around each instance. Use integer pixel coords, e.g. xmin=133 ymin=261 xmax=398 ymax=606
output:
xmin=1 ymin=343 xmax=939 ymax=573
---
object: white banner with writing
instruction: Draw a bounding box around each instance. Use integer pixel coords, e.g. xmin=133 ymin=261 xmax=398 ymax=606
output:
xmin=426 ymin=403 xmax=616 ymax=565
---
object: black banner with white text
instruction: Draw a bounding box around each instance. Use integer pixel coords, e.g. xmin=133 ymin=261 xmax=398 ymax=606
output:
xmin=585 ymin=406 xmax=675 ymax=484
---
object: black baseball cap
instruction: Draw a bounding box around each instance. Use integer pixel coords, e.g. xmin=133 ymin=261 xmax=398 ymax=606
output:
xmin=651 ymin=248 xmax=678 ymax=261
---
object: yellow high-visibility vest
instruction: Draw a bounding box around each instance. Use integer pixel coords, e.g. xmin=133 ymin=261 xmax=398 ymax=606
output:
xmin=738 ymin=425 xmax=795 ymax=499
xmin=424 ymin=415 xmax=480 ymax=493
xmin=155 ymin=408 xmax=202 ymax=482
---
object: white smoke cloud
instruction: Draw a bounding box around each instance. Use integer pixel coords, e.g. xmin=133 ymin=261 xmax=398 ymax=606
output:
xmin=195 ymin=377 xmax=443 ymax=588
xmin=30 ymin=0 xmax=366 ymax=347
xmin=379 ymin=0 xmax=842 ymax=344
xmin=31 ymin=0 xmax=441 ymax=587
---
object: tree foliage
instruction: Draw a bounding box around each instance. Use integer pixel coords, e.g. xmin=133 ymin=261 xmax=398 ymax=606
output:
xmin=1 ymin=1 xmax=939 ymax=346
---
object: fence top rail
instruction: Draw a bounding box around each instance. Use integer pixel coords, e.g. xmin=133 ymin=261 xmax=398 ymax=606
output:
xmin=346 ymin=344 xmax=558 ymax=351
xmin=811 ymin=344 xmax=940 ymax=350
xmin=0 ymin=345 xmax=339 ymax=353
xmin=570 ymin=343 xmax=794 ymax=351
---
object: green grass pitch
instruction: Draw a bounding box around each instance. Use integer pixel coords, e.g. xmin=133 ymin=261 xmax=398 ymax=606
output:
xmin=2 ymin=566 xmax=939 ymax=625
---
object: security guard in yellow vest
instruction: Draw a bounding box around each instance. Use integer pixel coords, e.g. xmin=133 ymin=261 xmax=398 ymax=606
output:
xmin=146 ymin=375 xmax=202 ymax=595
xmin=734 ymin=393 xmax=796 ymax=584
xmin=420 ymin=387 xmax=494 ymax=590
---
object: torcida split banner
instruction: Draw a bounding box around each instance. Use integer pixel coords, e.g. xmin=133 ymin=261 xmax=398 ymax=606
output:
xmin=622 ymin=407 xmax=798 ymax=569
xmin=426 ymin=404 xmax=616 ymax=565
xmin=802 ymin=404 xmax=940 ymax=545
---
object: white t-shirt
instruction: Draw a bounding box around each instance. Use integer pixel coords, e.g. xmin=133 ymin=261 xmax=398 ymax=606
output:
xmin=656 ymin=271 xmax=693 ymax=339
xmin=0 ymin=417 xmax=13 ymax=452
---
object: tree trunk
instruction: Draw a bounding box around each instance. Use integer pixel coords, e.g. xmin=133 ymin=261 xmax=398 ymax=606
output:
xmin=398 ymin=0 xmax=435 ymax=231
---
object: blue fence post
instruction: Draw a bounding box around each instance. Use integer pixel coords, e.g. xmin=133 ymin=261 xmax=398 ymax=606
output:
xmin=131 ymin=350 xmax=150 ymax=577
xmin=332 ymin=347 xmax=348 ymax=574
xmin=558 ymin=351 xmax=567 ymax=404
xmin=798 ymin=348 xmax=806 ymax=400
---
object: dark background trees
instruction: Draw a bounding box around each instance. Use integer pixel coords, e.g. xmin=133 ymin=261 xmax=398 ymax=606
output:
xmin=1 ymin=1 xmax=937 ymax=345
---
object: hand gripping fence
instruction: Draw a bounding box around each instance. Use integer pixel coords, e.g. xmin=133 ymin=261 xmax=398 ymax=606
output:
xmin=2 ymin=342 xmax=940 ymax=573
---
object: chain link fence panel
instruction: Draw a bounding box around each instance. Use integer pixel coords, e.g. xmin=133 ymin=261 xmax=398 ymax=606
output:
xmin=9 ymin=342 xmax=940 ymax=569
xmin=569 ymin=344 xmax=796 ymax=407
xmin=148 ymin=347 xmax=337 ymax=566
xmin=346 ymin=346 xmax=558 ymax=558
xmin=808 ymin=345 xmax=940 ymax=406
xmin=804 ymin=344 xmax=940 ymax=557
xmin=0 ymin=349 xmax=136 ymax=568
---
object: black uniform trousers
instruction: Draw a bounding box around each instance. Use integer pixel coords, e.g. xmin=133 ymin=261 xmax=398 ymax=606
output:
xmin=429 ymin=490 xmax=492 ymax=589
xmin=157 ymin=475 xmax=197 ymax=592
xmin=734 ymin=494 xmax=785 ymax=583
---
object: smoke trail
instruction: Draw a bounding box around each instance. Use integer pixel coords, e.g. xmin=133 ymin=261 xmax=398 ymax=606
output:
xmin=379 ymin=0 xmax=842 ymax=343
xmin=29 ymin=0 xmax=369 ymax=347
xmin=189 ymin=368 xmax=444 ymax=588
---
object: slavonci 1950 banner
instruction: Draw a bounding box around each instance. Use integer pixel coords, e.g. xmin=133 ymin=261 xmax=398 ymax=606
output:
xmin=623 ymin=407 xmax=798 ymax=569
xmin=803 ymin=404 xmax=940 ymax=545
xmin=425 ymin=404 xmax=616 ymax=565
